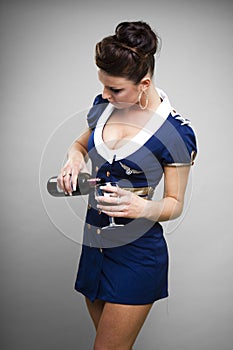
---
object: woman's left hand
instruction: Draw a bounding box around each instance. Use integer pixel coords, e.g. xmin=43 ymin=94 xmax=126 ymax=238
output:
xmin=96 ymin=185 xmax=147 ymax=219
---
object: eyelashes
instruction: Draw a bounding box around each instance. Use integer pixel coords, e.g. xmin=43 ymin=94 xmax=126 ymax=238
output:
xmin=109 ymin=88 xmax=123 ymax=94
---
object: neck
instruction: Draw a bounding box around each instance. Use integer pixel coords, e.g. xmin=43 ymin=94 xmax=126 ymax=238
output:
xmin=147 ymin=84 xmax=161 ymax=111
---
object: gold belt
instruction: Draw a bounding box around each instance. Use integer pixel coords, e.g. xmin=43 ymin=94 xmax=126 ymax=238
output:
xmin=122 ymin=186 xmax=154 ymax=198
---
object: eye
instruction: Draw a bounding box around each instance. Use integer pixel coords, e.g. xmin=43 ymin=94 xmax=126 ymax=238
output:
xmin=110 ymin=88 xmax=123 ymax=94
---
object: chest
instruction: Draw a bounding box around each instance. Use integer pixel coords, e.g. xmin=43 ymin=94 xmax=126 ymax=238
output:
xmin=102 ymin=123 xmax=139 ymax=149
xmin=102 ymin=110 xmax=152 ymax=150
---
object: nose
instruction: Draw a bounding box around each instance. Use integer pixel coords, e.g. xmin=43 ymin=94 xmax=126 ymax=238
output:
xmin=102 ymin=87 xmax=111 ymax=100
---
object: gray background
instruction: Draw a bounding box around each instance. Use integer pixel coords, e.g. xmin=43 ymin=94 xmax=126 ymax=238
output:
xmin=1 ymin=0 xmax=233 ymax=349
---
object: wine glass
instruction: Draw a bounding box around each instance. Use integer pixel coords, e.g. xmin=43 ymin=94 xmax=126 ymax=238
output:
xmin=95 ymin=181 xmax=124 ymax=229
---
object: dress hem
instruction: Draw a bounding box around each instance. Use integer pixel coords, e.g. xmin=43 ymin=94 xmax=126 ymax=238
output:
xmin=75 ymin=287 xmax=169 ymax=305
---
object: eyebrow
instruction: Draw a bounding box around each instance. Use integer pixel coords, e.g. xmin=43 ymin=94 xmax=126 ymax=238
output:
xmin=107 ymin=86 xmax=123 ymax=90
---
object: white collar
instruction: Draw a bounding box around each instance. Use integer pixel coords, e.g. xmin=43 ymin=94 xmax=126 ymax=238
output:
xmin=94 ymin=88 xmax=173 ymax=163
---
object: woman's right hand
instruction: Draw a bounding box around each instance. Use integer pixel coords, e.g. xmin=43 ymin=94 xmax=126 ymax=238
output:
xmin=57 ymin=157 xmax=87 ymax=196
xmin=57 ymin=129 xmax=91 ymax=195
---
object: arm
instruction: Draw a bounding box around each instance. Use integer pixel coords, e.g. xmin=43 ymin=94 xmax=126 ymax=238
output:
xmin=97 ymin=166 xmax=190 ymax=222
xmin=143 ymin=166 xmax=190 ymax=221
xmin=57 ymin=128 xmax=92 ymax=195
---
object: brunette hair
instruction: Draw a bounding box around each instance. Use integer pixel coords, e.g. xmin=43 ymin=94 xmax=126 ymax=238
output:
xmin=95 ymin=21 xmax=161 ymax=84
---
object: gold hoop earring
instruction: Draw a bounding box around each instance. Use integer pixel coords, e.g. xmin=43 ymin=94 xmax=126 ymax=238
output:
xmin=138 ymin=90 xmax=149 ymax=110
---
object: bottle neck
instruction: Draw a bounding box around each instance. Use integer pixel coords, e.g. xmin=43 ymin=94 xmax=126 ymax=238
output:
xmin=87 ymin=177 xmax=103 ymax=186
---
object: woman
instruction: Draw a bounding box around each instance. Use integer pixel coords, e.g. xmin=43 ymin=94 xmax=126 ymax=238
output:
xmin=58 ymin=21 xmax=197 ymax=350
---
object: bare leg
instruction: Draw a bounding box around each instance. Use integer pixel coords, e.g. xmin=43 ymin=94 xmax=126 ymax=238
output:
xmin=94 ymin=302 xmax=153 ymax=350
xmin=85 ymin=297 xmax=105 ymax=330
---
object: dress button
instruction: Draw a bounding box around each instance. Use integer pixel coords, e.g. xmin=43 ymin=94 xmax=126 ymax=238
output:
xmin=99 ymin=248 xmax=103 ymax=253
xmin=87 ymin=224 xmax=91 ymax=229
xmin=106 ymin=171 xmax=110 ymax=177
xmin=96 ymin=229 xmax=101 ymax=235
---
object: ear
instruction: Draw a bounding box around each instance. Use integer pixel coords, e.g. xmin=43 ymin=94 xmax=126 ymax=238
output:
xmin=139 ymin=76 xmax=151 ymax=91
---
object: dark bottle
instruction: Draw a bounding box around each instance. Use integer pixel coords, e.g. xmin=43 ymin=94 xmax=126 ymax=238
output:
xmin=47 ymin=172 xmax=104 ymax=197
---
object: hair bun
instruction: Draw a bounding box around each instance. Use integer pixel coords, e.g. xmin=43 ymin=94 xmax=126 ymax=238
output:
xmin=95 ymin=21 xmax=160 ymax=83
xmin=115 ymin=21 xmax=159 ymax=57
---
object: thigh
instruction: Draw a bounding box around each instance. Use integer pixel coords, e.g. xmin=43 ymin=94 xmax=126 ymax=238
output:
xmin=85 ymin=297 xmax=105 ymax=330
xmin=94 ymin=302 xmax=153 ymax=350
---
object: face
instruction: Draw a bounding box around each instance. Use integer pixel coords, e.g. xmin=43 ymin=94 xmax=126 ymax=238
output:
xmin=98 ymin=70 xmax=141 ymax=109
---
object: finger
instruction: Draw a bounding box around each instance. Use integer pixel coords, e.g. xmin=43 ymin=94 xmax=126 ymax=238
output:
xmin=98 ymin=205 xmax=115 ymax=213
xmin=97 ymin=203 xmax=126 ymax=212
xmin=71 ymin=172 xmax=78 ymax=192
xmin=57 ymin=174 xmax=63 ymax=190
xmin=57 ymin=168 xmax=69 ymax=193
xmin=115 ymin=187 xmax=129 ymax=196
xmin=63 ymin=173 xmax=72 ymax=195
xmin=57 ymin=175 xmax=64 ymax=191
xmin=100 ymin=185 xmax=118 ymax=194
xmin=101 ymin=209 xmax=126 ymax=217
xmin=96 ymin=196 xmax=119 ymax=205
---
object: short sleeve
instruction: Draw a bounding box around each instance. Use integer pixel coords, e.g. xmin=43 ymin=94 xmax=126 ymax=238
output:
xmin=87 ymin=94 xmax=109 ymax=130
xmin=157 ymin=116 xmax=197 ymax=167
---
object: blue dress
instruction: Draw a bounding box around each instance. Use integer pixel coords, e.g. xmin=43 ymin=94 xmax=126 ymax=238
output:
xmin=75 ymin=88 xmax=197 ymax=305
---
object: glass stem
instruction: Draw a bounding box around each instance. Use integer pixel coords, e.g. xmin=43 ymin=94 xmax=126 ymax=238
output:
xmin=109 ymin=216 xmax=115 ymax=225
